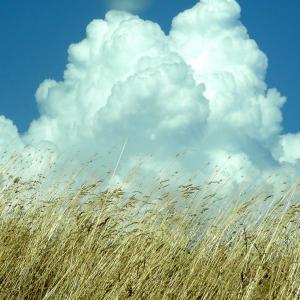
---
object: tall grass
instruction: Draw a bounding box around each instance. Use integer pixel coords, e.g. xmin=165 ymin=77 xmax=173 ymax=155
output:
xmin=0 ymin=165 xmax=300 ymax=299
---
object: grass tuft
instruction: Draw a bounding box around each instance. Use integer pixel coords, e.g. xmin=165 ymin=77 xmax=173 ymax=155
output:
xmin=0 ymin=169 xmax=300 ymax=299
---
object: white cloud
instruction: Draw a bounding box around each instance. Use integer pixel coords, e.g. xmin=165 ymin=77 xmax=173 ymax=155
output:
xmin=1 ymin=0 xmax=299 ymax=189
xmin=0 ymin=116 xmax=57 ymax=183
xmin=106 ymin=0 xmax=149 ymax=12
xmin=0 ymin=116 xmax=23 ymax=152
xmin=273 ymin=134 xmax=300 ymax=164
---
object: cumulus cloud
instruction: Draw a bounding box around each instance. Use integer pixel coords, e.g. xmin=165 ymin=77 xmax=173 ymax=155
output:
xmin=0 ymin=116 xmax=56 ymax=186
xmin=1 ymin=0 xmax=300 ymax=189
xmin=0 ymin=116 xmax=23 ymax=152
xmin=273 ymin=134 xmax=300 ymax=164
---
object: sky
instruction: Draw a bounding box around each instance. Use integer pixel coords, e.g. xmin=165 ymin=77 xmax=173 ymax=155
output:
xmin=0 ymin=0 xmax=299 ymax=134
xmin=0 ymin=0 xmax=300 ymax=188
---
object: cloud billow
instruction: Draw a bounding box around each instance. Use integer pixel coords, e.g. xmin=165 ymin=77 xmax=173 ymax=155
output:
xmin=1 ymin=0 xmax=300 ymax=187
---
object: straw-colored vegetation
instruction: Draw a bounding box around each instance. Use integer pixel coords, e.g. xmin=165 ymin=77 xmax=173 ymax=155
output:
xmin=0 ymin=164 xmax=300 ymax=299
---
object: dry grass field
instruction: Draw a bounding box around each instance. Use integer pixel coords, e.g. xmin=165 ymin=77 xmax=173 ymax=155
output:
xmin=0 ymin=162 xmax=300 ymax=299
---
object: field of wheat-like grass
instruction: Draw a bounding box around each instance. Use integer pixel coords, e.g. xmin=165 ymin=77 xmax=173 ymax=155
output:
xmin=0 ymin=164 xmax=300 ymax=299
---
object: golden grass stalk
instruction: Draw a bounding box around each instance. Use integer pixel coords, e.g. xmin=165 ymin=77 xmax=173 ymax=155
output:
xmin=0 ymin=169 xmax=299 ymax=299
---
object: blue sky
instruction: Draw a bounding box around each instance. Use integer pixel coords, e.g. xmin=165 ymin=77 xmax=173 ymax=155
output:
xmin=0 ymin=0 xmax=299 ymax=134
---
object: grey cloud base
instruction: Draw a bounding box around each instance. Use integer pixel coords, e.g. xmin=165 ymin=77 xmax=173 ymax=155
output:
xmin=1 ymin=0 xmax=300 ymax=189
